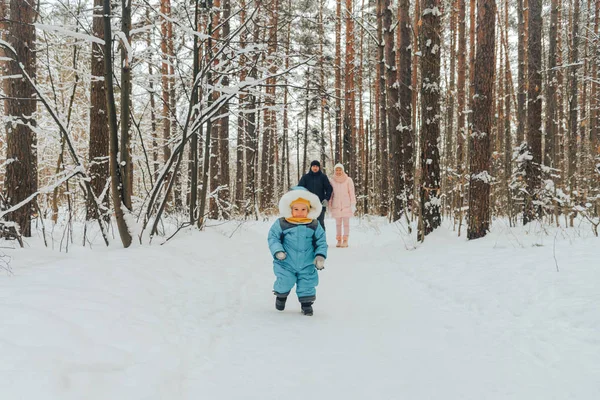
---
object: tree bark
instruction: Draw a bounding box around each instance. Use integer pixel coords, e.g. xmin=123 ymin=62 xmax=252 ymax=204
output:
xmin=218 ymin=0 xmax=231 ymax=219
xmin=120 ymin=0 xmax=133 ymax=210
xmin=455 ymin=0 xmax=466 ymax=230
xmin=398 ymin=0 xmax=413 ymax=214
xmin=343 ymin=0 xmax=356 ymax=175
xmin=517 ymin=0 xmax=527 ymax=145
xmin=592 ymin=0 xmax=600 ymax=180
xmin=87 ymin=0 xmax=110 ymax=220
xmin=567 ymin=0 xmax=580 ymax=199
xmin=5 ymin=0 xmax=38 ymax=237
xmin=377 ymin=0 xmax=389 ymax=215
xmin=383 ymin=0 xmax=402 ymax=220
xmin=189 ymin=0 xmax=201 ymax=223
xmin=544 ymin=0 xmax=559 ymax=169
xmin=209 ymin=1 xmax=221 ymax=218
xmin=523 ymin=0 xmax=542 ymax=225
xmin=419 ymin=0 xmax=442 ymax=240
xmin=103 ymin=0 xmax=132 ymax=247
xmin=160 ymin=0 xmax=174 ymax=208
xmin=467 ymin=0 xmax=496 ymax=239
xmin=335 ymin=0 xmax=342 ymax=161
xmin=444 ymin=0 xmax=457 ymax=216
xmin=503 ymin=0 xmax=513 ymax=225
xmin=235 ymin=0 xmax=248 ymax=211
xmin=260 ymin=0 xmax=279 ymax=211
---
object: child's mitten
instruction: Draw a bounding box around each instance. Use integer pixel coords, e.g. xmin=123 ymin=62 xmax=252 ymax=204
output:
xmin=314 ymin=255 xmax=325 ymax=270
xmin=275 ymin=251 xmax=287 ymax=260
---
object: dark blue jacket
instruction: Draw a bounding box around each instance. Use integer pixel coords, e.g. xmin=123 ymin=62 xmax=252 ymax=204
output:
xmin=298 ymin=170 xmax=333 ymax=203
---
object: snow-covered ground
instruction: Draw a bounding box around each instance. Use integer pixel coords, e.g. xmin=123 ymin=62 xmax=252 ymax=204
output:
xmin=1 ymin=216 xmax=599 ymax=399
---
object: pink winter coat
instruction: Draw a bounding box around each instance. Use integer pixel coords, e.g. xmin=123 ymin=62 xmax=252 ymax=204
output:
xmin=328 ymin=174 xmax=356 ymax=218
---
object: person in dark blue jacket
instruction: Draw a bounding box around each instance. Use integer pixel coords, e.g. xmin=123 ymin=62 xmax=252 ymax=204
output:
xmin=267 ymin=187 xmax=328 ymax=316
xmin=298 ymin=160 xmax=333 ymax=231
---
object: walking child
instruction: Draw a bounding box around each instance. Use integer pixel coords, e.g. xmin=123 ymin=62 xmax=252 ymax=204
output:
xmin=267 ymin=187 xmax=328 ymax=316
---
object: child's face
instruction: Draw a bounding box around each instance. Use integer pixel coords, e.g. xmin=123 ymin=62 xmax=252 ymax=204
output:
xmin=335 ymin=167 xmax=343 ymax=176
xmin=291 ymin=203 xmax=309 ymax=218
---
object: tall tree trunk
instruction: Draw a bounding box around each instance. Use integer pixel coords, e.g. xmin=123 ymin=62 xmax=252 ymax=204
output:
xmin=383 ymin=0 xmax=402 ymax=220
xmin=217 ymin=0 xmax=231 ymax=219
xmin=398 ymin=0 xmax=413 ymax=214
xmin=0 ymin=0 xmax=7 ymax=188
xmin=444 ymin=0 xmax=457 ymax=217
xmin=319 ymin=0 xmax=328 ymax=171
xmin=146 ymin=7 xmax=159 ymax=182
xmin=303 ymin=69 xmax=310 ymax=173
xmin=557 ymin=4 xmax=565 ymax=188
xmin=377 ymin=0 xmax=389 ymax=215
xmin=356 ymin=0 xmax=366 ymax=197
xmin=592 ymin=0 xmax=599 ymax=182
xmin=455 ymin=0 xmax=466 ymax=231
xmin=209 ymin=2 xmax=221 ymax=218
xmin=374 ymin=5 xmax=381 ymax=213
xmin=103 ymin=0 xmax=132 ymax=247
xmin=168 ymin=8 xmax=180 ymax=210
xmin=343 ymin=0 xmax=356 ymax=175
xmin=4 ymin=0 xmax=37 ymax=237
xmin=245 ymin=13 xmax=261 ymax=217
xmin=418 ymin=0 xmax=442 ymax=240
xmin=467 ymin=0 xmax=496 ymax=239
xmin=189 ymin=0 xmax=201 ymax=223
xmin=87 ymin=0 xmax=110 ymax=220
xmin=260 ymin=0 xmax=279 ymax=211
xmin=580 ymin=0 xmax=591 ymax=198
xmin=523 ymin=0 xmax=542 ymax=224
xmin=199 ymin=1 xmax=216 ymax=227
xmin=411 ymin=0 xmax=420 ymax=215
xmin=545 ymin=0 xmax=559 ymax=169
xmin=160 ymin=0 xmax=174 ymax=207
xmin=568 ymin=0 xmax=580 ymax=200
xmin=517 ymin=0 xmax=527 ymax=145
xmin=235 ymin=0 xmax=248 ymax=212
xmin=120 ymin=0 xmax=133 ymax=210
xmin=283 ymin=0 xmax=292 ymax=189
xmin=503 ymin=0 xmax=513 ymax=225
xmin=335 ymin=0 xmax=342 ymax=161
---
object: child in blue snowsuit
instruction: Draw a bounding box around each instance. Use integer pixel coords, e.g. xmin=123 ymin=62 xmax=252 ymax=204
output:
xmin=268 ymin=186 xmax=328 ymax=316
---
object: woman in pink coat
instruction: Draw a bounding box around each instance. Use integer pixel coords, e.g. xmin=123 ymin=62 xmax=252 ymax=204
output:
xmin=328 ymin=163 xmax=356 ymax=247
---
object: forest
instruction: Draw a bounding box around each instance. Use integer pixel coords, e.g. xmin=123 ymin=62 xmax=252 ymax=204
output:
xmin=1 ymin=0 xmax=599 ymax=248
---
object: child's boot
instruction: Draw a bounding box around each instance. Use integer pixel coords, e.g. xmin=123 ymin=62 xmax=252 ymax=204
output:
xmin=341 ymin=235 xmax=348 ymax=247
xmin=274 ymin=291 xmax=289 ymax=311
xmin=298 ymin=296 xmax=316 ymax=316
xmin=300 ymin=302 xmax=313 ymax=316
xmin=336 ymin=236 xmax=342 ymax=247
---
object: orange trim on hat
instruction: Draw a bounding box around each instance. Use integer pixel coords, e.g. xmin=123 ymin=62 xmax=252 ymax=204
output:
xmin=290 ymin=197 xmax=311 ymax=208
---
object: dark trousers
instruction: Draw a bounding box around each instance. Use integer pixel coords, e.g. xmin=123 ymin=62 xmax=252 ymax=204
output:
xmin=318 ymin=208 xmax=326 ymax=232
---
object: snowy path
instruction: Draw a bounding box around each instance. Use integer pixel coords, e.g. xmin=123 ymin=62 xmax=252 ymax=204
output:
xmin=1 ymin=217 xmax=599 ymax=399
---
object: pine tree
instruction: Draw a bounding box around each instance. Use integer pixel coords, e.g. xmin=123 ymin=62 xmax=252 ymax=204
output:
xmin=467 ymin=0 xmax=496 ymax=239
xmin=4 ymin=0 xmax=38 ymax=237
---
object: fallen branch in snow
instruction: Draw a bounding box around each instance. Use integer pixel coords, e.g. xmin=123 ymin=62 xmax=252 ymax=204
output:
xmin=161 ymin=221 xmax=193 ymax=245
xmin=0 ymin=251 xmax=12 ymax=275
xmin=553 ymin=230 xmax=560 ymax=272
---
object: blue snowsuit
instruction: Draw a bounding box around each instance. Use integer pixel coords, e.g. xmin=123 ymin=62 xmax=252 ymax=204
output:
xmin=268 ymin=217 xmax=328 ymax=300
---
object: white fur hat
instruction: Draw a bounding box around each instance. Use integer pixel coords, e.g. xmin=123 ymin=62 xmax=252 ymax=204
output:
xmin=334 ymin=163 xmax=345 ymax=172
xmin=278 ymin=186 xmax=322 ymax=219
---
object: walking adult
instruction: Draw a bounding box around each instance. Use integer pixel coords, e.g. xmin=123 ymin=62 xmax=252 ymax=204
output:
xmin=298 ymin=160 xmax=333 ymax=231
xmin=328 ymin=163 xmax=356 ymax=247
